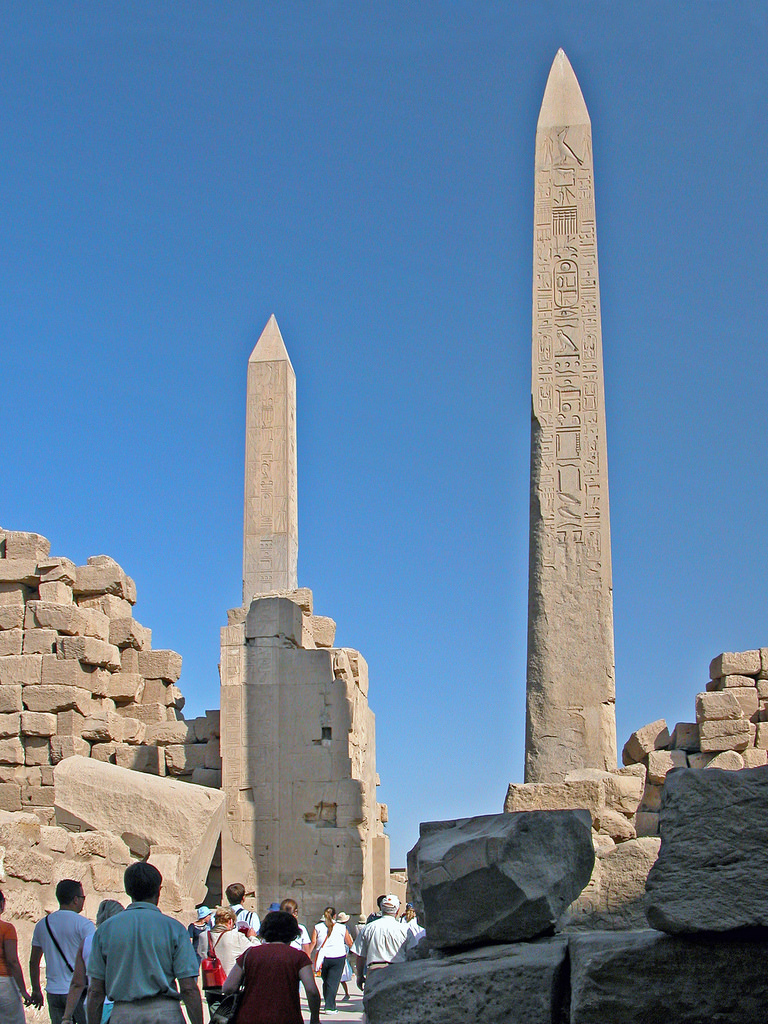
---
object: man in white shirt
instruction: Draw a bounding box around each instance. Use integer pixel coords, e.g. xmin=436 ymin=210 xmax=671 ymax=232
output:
xmin=29 ymin=879 xmax=95 ymax=1024
xmin=352 ymin=894 xmax=407 ymax=988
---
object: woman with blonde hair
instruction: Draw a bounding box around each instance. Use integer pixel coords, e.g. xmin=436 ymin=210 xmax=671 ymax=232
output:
xmin=310 ymin=906 xmax=353 ymax=1014
xmin=203 ymin=906 xmax=255 ymax=1015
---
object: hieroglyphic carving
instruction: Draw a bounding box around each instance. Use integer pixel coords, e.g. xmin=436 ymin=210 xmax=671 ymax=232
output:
xmin=526 ymin=51 xmax=616 ymax=783
xmin=243 ymin=318 xmax=298 ymax=602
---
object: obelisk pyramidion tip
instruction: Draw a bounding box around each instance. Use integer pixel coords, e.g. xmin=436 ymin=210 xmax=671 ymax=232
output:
xmin=537 ymin=49 xmax=590 ymax=130
xmin=249 ymin=313 xmax=292 ymax=365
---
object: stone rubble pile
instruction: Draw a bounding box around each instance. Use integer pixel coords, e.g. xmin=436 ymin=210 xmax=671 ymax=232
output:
xmin=0 ymin=528 xmax=221 ymax=823
xmin=621 ymin=648 xmax=768 ymax=836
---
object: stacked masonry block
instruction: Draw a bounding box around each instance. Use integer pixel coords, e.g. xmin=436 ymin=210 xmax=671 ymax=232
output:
xmin=0 ymin=528 xmax=221 ymax=823
xmin=622 ymin=648 xmax=768 ymax=835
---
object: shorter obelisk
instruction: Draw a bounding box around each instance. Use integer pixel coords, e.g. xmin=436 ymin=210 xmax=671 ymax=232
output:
xmin=242 ymin=315 xmax=298 ymax=603
xmin=526 ymin=51 xmax=617 ymax=782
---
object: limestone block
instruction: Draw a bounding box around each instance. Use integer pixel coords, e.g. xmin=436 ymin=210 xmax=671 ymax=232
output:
xmin=0 ymin=560 xmax=39 ymax=585
xmin=119 ymin=717 xmax=145 ymax=745
xmin=50 ymin=736 xmax=90 ymax=762
xmin=596 ymin=808 xmax=636 ymax=842
xmin=346 ymin=649 xmax=369 ymax=695
xmin=596 ymin=837 xmax=661 ymax=922
xmin=0 ymin=714 xmax=20 ymax=738
xmin=569 ymin=929 xmax=768 ymax=1024
xmin=687 ymin=752 xmax=715 ymax=768
xmin=191 ymin=767 xmax=221 ymax=788
xmin=640 ymin=783 xmax=662 ymax=812
xmin=670 ymin=722 xmax=699 ymax=752
xmin=204 ymin=737 xmax=220 ymax=770
xmin=245 ymin=598 xmax=302 ymax=647
xmin=0 ymin=687 xmax=22 ymax=714
xmin=21 ymin=785 xmax=55 ymax=807
xmin=109 ymin=618 xmax=151 ymax=651
xmin=39 ymin=825 xmax=70 ymax=852
xmin=145 ymin=721 xmax=196 ymax=746
xmin=743 ymin=747 xmax=768 ymax=767
xmin=311 ymin=615 xmax=336 ymax=648
xmin=646 ymin=749 xmax=687 ymax=785
xmin=57 ymin=711 xmax=85 ymax=736
xmin=56 ymin=636 xmax=121 ymax=670
xmin=105 ymin=671 xmax=141 ymax=702
xmin=621 ymin=720 xmax=670 ymax=765
xmin=710 ymin=650 xmax=760 ymax=679
xmin=504 ymin=780 xmax=605 ymax=825
xmin=80 ymin=607 xmax=111 ymax=642
xmin=758 ymin=679 xmax=768 ymax=699
xmin=646 ymin=764 xmax=768 ymax=932
xmin=635 ymin=811 xmax=658 ymax=836
xmin=20 ymin=712 xmax=56 ymax=737
xmin=728 ymin=686 xmax=759 ymax=719
xmin=695 ymin=690 xmax=744 ymax=722
xmin=409 ymin=810 xmax=594 ymax=948
xmin=300 ymin=614 xmax=316 ymax=650
xmin=4 ymin=846 xmax=53 ymax=884
xmin=40 ymin=765 xmax=53 ymax=786
xmin=38 ymin=581 xmax=72 ymax=604
xmin=720 ymin=673 xmax=757 ymax=688
xmin=0 ymin=738 xmax=24 ymax=764
xmin=120 ymin=647 xmax=139 ymax=672
xmin=114 ymin=744 xmax=165 ymax=775
xmin=115 ymin=702 xmax=166 ymax=725
xmin=78 ymin=593 xmax=133 ymax=619
xmin=54 ymin=756 xmax=225 ymax=901
xmin=0 ymin=809 xmax=41 ymax=845
xmin=564 ymin=767 xmax=645 ymax=815
xmin=165 ymin=743 xmax=206 ymax=775
xmin=755 ymin=722 xmax=768 ymax=749
xmin=0 ymin=584 xmax=27 ymax=607
xmin=41 ymin=654 xmax=101 ymax=692
xmin=74 ymin=558 xmax=135 ymax=601
xmin=23 ymin=685 xmax=98 ymax=715
xmin=364 ymin=937 xmax=568 ymax=1024
xmin=0 ymin=607 xmax=23 ymax=631
xmin=37 ymin=557 xmax=77 ymax=585
xmin=25 ymin=601 xmax=89 ymax=636
xmin=704 ymin=750 xmax=745 ymax=770
xmin=0 ymin=629 xmax=22 ymax=657
xmin=0 ymin=655 xmax=42 ymax=686
xmin=81 ymin=713 xmax=125 ymax=744
xmin=699 ymin=719 xmax=750 ymax=752
xmin=24 ymin=738 xmax=50 ymax=766
xmin=137 ymin=650 xmax=182 ymax=682
xmin=193 ymin=714 xmax=216 ymax=743
xmin=3 ymin=532 xmax=50 ymax=561
xmin=23 ymin=629 xmax=58 ymax=655
xmin=90 ymin=743 xmax=117 ymax=763
xmin=166 ymin=685 xmax=185 ymax=711
xmin=0 ymin=784 xmax=21 ymax=811
xmin=137 ymin=678 xmax=168 ymax=705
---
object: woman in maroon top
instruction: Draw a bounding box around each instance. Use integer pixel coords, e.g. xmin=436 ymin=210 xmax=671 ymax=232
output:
xmin=223 ymin=911 xmax=320 ymax=1024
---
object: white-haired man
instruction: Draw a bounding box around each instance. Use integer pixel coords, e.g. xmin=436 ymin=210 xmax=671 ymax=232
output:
xmin=352 ymin=894 xmax=407 ymax=988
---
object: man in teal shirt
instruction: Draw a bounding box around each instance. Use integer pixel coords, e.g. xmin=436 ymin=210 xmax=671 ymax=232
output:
xmin=86 ymin=862 xmax=202 ymax=1024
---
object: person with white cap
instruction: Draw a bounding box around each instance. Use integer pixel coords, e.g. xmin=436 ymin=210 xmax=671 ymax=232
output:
xmin=351 ymin=895 xmax=407 ymax=989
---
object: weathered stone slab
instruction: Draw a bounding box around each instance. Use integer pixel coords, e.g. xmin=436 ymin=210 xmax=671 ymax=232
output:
xmin=164 ymin=743 xmax=206 ymax=774
xmin=0 ymin=559 xmax=40 ymax=584
xmin=145 ymin=721 xmax=195 ymax=745
xmin=704 ymin=750 xmax=744 ymax=770
xmin=721 ymin=673 xmax=757 ymax=687
xmin=41 ymin=654 xmax=107 ymax=692
xmin=191 ymin=767 xmax=221 ymax=787
xmin=646 ymin=749 xmax=687 ymax=785
xmin=695 ymin=690 xmax=744 ymax=722
xmin=24 ymin=737 xmax=50 ymax=765
xmin=106 ymin=671 xmax=142 ymax=702
xmin=563 ymin=836 xmax=660 ymax=931
xmin=409 ymin=810 xmax=594 ymax=948
xmin=710 ymin=650 xmax=760 ymax=678
xmin=504 ymin=780 xmax=605 ymax=823
xmin=25 ymin=601 xmax=89 ymax=636
xmin=54 ymin=755 xmax=224 ymax=901
xmin=310 ymin=615 xmax=336 ymax=648
xmin=570 ymin=928 xmax=768 ymax=1024
xmin=114 ymin=744 xmax=165 ymax=774
xmin=0 ymin=583 xmax=27 ymax=607
xmin=109 ymin=618 xmax=151 ymax=651
xmin=37 ymin=557 xmax=77 ymax=585
xmin=0 ymin=606 xmax=24 ymax=631
xmin=646 ymin=764 xmax=768 ymax=932
xmin=78 ymin=593 xmax=133 ymax=619
xmin=38 ymin=580 xmax=73 ymax=604
xmin=20 ymin=712 xmax=56 ymax=737
xmin=23 ymin=628 xmax=58 ymax=655
xmin=74 ymin=557 xmax=135 ymax=601
xmin=670 ymin=722 xmax=699 ymax=751
xmin=0 ymin=713 xmax=21 ymax=738
xmin=730 ymin=686 xmax=761 ymax=718
xmin=364 ymin=937 xmax=568 ymax=1024
xmin=743 ymin=747 xmax=768 ymax=767
xmin=3 ymin=532 xmax=50 ymax=560
xmin=0 ymin=687 xmax=22 ymax=713
xmin=245 ymin=598 xmax=302 ymax=647
xmin=56 ymin=636 xmax=120 ymax=670
xmin=564 ymin=766 xmax=645 ymax=815
xmin=0 ymin=738 xmax=24 ymax=764
xmin=698 ymin=718 xmax=750 ymax=752
xmin=22 ymin=685 xmax=98 ymax=715
xmin=0 ymin=655 xmax=42 ymax=686
xmin=0 ymin=628 xmax=22 ymax=657
xmin=622 ymin=720 xmax=670 ymax=765
xmin=114 ymin=702 xmax=166 ymax=724
xmin=137 ymin=650 xmax=182 ymax=681
xmin=634 ymin=810 xmax=658 ymax=836
xmin=50 ymin=735 xmax=90 ymax=761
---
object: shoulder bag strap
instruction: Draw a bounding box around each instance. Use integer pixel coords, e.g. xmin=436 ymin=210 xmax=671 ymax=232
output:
xmin=44 ymin=915 xmax=74 ymax=974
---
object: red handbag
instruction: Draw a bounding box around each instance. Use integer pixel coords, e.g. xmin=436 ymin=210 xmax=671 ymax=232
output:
xmin=201 ymin=933 xmax=228 ymax=989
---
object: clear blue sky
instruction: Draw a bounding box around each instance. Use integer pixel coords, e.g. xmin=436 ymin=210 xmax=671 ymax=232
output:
xmin=1 ymin=2 xmax=766 ymax=866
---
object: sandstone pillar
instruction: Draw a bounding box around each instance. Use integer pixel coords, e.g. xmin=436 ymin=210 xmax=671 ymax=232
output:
xmin=243 ymin=315 xmax=298 ymax=604
xmin=526 ymin=51 xmax=617 ymax=782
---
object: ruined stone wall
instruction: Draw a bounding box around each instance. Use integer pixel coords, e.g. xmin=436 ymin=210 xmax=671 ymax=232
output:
xmin=0 ymin=528 xmax=220 ymax=821
xmin=221 ymin=591 xmax=388 ymax=927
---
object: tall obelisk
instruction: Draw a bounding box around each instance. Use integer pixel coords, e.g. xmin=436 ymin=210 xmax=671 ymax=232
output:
xmin=242 ymin=315 xmax=298 ymax=603
xmin=526 ymin=50 xmax=617 ymax=782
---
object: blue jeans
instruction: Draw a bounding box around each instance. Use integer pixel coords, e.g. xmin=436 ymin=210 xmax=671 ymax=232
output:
xmin=321 ymin=955 xmax=346 ymax=1010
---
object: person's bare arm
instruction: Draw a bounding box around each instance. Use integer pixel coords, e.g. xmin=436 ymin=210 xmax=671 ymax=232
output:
xmin=307 ymin=927 xmax=318 ymax=957
xmin=299 ymin=963 xmax=321 ymax=1024
xmin=61 ymin=942 xmax=87 ymax=1021
xmin=86 ymin=977 xmax=106 ymax=1024
xmin=178 ymin=975 xmax=203 ymax=1024
xmin=222 ymin=962 xmax=244 ymax=994
xmin=3 ymin=933 xmax=30 ymax=1003
xmin=29 ymin=945 xmax=43 ymax=1007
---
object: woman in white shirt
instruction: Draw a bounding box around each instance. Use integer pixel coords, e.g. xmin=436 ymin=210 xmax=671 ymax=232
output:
xmin=310 ymin=907 xmax=353 ymax=1013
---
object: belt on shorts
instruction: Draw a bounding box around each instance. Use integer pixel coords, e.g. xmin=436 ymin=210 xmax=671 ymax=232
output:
xmin=367 ymin=961 xmax=390 ymax=967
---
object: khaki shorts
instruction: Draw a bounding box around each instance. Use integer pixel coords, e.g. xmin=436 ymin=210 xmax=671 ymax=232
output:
xmin=110 ymin=995 xmax=186 ymax=1024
